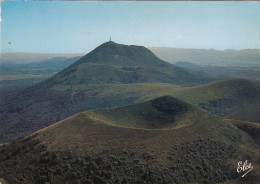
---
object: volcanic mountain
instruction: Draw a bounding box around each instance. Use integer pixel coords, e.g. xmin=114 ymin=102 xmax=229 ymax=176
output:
xmin=41 ymin=41 xmax=209 ymax=86
xmin=0 ymin=41 xmax=210 ymax=142
xmin=0 ymin=96 xmax=259 ymax=183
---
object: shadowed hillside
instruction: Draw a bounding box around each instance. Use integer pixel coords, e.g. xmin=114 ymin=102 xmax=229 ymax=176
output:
xmin=226 ymin=119 xmax=260 ymax=146
xmin=0 ymin=96 xmax=259 ymax=184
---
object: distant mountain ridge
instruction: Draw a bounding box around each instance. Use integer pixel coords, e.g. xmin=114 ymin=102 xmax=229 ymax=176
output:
xmin=149 ymin=47 xmax=260 ymax=67
xmin=0 ymin=53 xmax=83 ymax=65
xmin=174 ymin=61 xmax=260 ymax=81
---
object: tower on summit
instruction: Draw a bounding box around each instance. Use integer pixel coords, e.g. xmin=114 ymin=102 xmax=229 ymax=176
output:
xmin=110 ymin=36 xmax=111 ymax=42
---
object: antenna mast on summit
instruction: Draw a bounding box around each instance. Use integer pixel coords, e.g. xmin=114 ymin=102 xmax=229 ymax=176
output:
xmin=110 ymin=36 xmax=111 ymax=42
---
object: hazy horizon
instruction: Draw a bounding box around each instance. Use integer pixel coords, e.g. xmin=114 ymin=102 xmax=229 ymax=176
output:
xmin=1 ymin=1 xmax=260 ymax=53
xmin=2 ymin=42 xmax=260 ymax=55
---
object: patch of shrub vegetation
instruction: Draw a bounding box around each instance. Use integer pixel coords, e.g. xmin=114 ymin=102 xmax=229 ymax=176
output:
xmin=232 ymin=122 xmax=260 ymax=146
xmin=167 ymin=139 xmax=242 ymax=184
xmin=1 ymin=136 xmax=256 ymax=184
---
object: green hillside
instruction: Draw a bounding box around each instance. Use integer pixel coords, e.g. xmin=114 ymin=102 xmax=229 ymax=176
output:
xmin=173 ymin=79 xmax=260 ymax=123
xmin=42 ymin=41 xmax=210 ymax=86
xmin=0 ymin=96 xmax=259 ymax=183
xmin=90 ymin=96 xmax=195 ymax=129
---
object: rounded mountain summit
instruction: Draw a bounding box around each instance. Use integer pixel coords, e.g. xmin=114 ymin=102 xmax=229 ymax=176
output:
xmin=42 ymin=41 xmax=210 ymax=87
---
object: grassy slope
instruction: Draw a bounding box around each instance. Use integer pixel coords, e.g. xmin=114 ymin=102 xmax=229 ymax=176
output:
xmin=175 ymin=78 xmax=260 ymax=103
xmin=89 ymin=96 xmax=196 ymax=130
xmin=172 ymin=79 xmax=260 ymax=123
xmin=47 ymin=62 xmax=207 ymax=86
xmin=35 ymin=96 xmax=259 ymax=154
xmin=1 ymin=96 xmax=258 ymax=183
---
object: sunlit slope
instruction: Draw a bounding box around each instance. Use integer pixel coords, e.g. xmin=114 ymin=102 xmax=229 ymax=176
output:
xmin=35 ymin=96 xmax=257 ymax=153
xmin=90 ymin=96 xmax=197 ymax=129
xmin=173 ymin=79 xmax=260 ymax=123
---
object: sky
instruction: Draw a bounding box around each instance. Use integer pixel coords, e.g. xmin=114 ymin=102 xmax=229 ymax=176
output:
xmin=1 ymin=1 xmax=260 ymax=53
